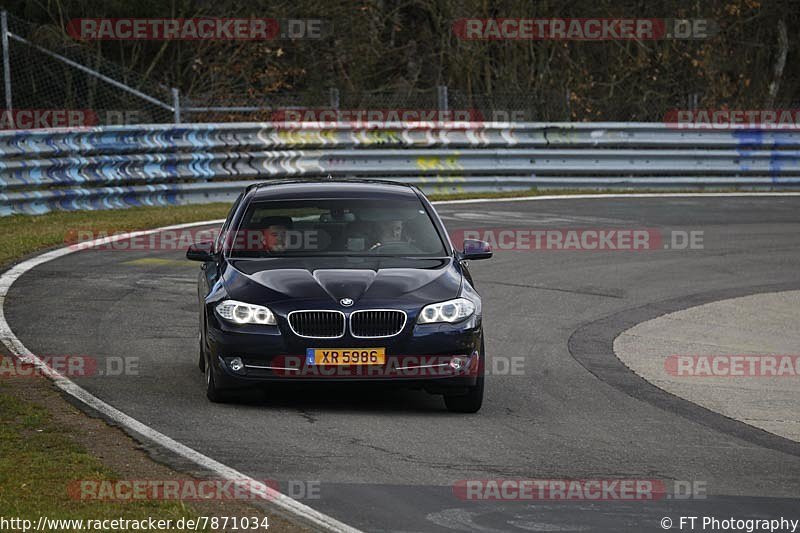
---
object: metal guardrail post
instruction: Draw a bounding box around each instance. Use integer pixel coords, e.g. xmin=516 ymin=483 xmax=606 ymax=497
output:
xmin=172 ymin=88 xmax=181 ymax=124
xmin=1 ymin=10 xmax=12 ymax=112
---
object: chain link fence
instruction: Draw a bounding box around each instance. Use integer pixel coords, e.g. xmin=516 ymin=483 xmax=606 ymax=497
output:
xmin=1 ymin=11 xmax=176 ymax=126
xmin=0 ymin=10 xmax=578 ymax=127
xmin=0 ymin=10 xmax=708 ymax=128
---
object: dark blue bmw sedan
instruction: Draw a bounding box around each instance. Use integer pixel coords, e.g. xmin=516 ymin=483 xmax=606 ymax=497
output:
xmin=187 ymin=179 xmax=492 ymax=412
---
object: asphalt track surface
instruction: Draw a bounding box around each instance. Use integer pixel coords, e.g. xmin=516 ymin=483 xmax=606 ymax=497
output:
xmin=6 ymin=196 xmax=800 ymax=532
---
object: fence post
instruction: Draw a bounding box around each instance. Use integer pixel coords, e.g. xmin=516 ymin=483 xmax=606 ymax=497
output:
xmin=1 ymin=10 xmax=12 ymax=112
xmin=171 ymin=87 xmax=181 ymax=123
xmin=565 ymin=87 xmax=571 ymax=120
xmin=329 ymin=87 xmax=340 ymax=109
xmin=437 ymin=85 xmax=448 ymax=112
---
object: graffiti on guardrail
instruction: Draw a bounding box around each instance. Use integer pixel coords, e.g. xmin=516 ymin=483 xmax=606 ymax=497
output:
xmin=2 ymin=123 xmax=800 ymax=216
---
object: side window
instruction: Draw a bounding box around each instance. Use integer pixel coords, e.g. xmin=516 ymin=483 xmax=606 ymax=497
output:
xmin=214 ymin=193 xmax=244 ymax=254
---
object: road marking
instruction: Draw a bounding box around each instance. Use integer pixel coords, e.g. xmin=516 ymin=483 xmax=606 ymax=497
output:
xmin=122 ymin=257 xmax=192 ymax=267
xmin=438 ymin=210 xmax=626 ymax=225
xmin=0 ymin=219 xmax=362 ymax=533
xmin=432 ymin=191 xmax=800 ymax=205
xmin=135 ymin=277 xmax=197 ymax=289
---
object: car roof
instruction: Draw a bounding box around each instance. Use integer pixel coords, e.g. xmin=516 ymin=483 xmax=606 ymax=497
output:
xmin=248 ymin=179 xmax=421 ymax=200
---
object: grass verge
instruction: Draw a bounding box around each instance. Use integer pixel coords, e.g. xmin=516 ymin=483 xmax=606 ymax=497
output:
xmin=0 ymin=361 xmax=307 ymax=532
xmin=0 ymin=384 xmax=207 ymax=528
xmin=0 ymin=203 xmax=231 ymax=268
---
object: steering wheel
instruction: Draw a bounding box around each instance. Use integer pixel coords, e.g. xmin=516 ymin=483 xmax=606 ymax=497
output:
xmin=368 ymin=241 xmax=418 ymax=254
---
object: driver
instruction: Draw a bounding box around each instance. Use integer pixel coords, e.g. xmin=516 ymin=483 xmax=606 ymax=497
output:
xmin=254 ymin=216 xmax=293 ymax=253
xmin=369 ymin=219 xmax=404 ymax=250
xmin=262 ymin=223 xmax=288 ymax=252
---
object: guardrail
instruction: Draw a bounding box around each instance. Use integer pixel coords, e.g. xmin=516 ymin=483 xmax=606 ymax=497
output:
xmin=2 ymin=122 xmax=800 ymax=216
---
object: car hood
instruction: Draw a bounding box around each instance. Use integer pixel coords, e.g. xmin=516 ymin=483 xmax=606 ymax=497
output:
xmin=224 ymin=256 xmax=462 ymax=305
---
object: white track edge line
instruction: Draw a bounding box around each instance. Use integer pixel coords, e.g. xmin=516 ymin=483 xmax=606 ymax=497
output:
xmin=0 ymin=219 xmax=362 ymax=533
xmin=432 ymin=191 xmax=800 ymax=205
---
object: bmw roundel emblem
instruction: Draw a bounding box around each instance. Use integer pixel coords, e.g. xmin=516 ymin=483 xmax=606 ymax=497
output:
xmin=340 ymin=298 xmax=354 ymax=307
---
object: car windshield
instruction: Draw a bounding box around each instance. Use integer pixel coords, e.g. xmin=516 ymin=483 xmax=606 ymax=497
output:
xmin=226 ymin=197 xmax=447 ymax=258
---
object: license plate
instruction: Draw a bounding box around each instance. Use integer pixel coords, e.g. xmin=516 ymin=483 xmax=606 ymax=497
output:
xmin=306 ymin=348 xmax=385 ymax=365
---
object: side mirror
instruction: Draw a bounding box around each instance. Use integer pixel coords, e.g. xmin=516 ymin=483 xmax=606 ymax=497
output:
xmin=186 ymin=240 xmax=215 ymax=262
xmin=461 ymin=239 xmax=492 ymax=260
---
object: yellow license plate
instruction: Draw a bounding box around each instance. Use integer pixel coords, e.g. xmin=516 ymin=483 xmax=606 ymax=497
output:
xmin=307 ymin=348 xmax=385 ymax=365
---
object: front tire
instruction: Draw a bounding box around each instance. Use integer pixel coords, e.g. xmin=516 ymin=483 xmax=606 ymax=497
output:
xmin=198 ymin=331 xmax=206 ymax=372
xmin=444 ymin=339 xmax=485 ymax=413
xmin=198 ymin=308 xmax=207 ymax=373
xmin=205 ymin=354 xmax=230 ymax=403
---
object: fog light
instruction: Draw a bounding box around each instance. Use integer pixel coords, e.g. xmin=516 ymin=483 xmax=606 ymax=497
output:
xmin=229 ymin=357 xmax=244 ymax=372
xmin=449 ymin=357 xmax=467 ymax=370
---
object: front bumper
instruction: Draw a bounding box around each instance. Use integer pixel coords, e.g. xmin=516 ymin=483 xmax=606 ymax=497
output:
xmin=206 ymin=312 xmax=483 ymax=390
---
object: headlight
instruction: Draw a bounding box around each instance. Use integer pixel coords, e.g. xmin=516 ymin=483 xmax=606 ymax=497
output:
xmin=215 ymin=300 xmax=276 ymax=325
xmin=417 ymin=298 xmax=475 ymax=324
